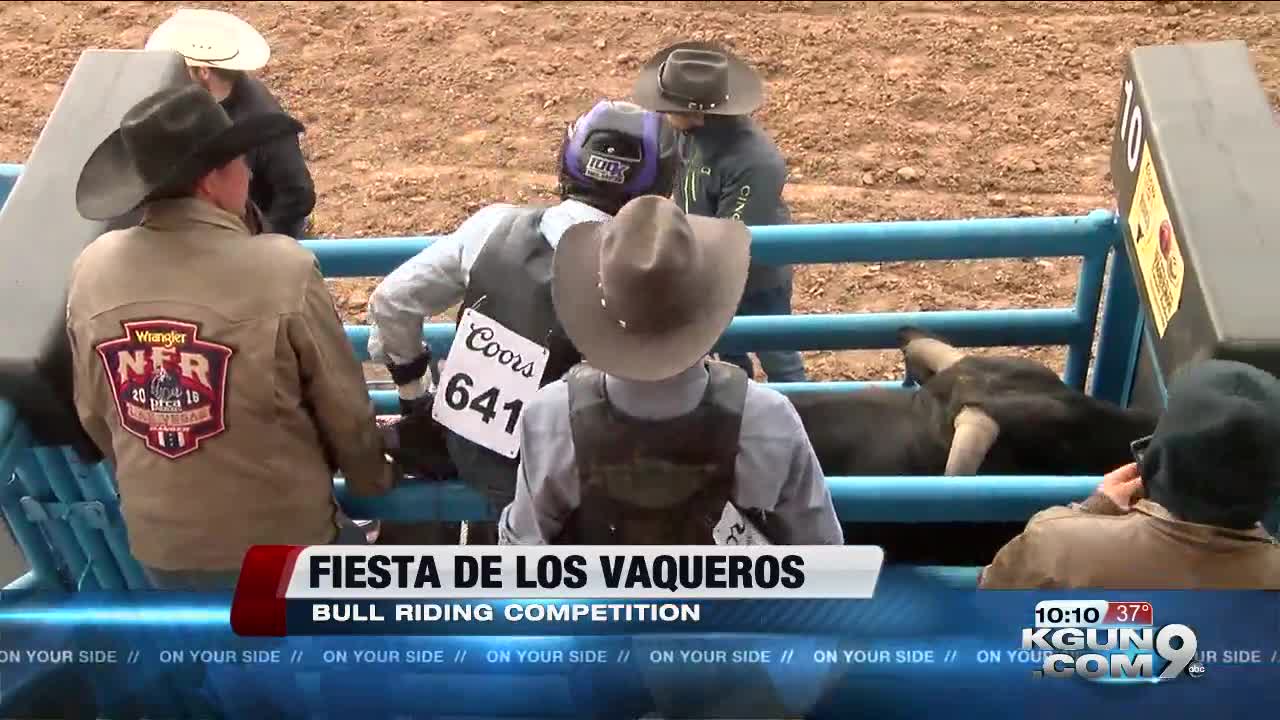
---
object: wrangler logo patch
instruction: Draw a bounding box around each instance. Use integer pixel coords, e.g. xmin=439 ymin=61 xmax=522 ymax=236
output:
xmin=95 ymin=320 xmax=234 ymax=460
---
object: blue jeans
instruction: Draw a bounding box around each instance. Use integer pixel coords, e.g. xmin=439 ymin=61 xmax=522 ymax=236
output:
xmin=719 ymin=278 xmax=807 ymax=382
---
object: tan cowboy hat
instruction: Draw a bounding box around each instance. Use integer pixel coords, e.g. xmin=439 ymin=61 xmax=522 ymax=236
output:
xmin=145 ymin=8 xmax=270 ymax=72
xmin=553 ymin=195 xmax=751 ymax=382
xmin=632 ymin=41 xmax=764 ymax=116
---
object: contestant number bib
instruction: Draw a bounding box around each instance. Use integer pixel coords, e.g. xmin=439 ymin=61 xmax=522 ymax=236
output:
xmin=713 ymin=503 xmax=773 ymax=546
xmin=431 ymin=308 xmax=549 ymax=459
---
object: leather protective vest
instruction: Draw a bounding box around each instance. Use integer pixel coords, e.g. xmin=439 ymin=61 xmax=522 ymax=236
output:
xmin=447 ymin=207 xmax=581 ymax=505
xmin=553 ymin=360 xmax=752 ymax=545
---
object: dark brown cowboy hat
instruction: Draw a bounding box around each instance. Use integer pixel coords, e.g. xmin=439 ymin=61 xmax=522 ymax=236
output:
xmin=75 ymin=82 xmax=302 ymax=221
xmin=632 ymin=40 xmax=764 ymax=116
xmin=553 ymin=195 xmax=750 ymax=382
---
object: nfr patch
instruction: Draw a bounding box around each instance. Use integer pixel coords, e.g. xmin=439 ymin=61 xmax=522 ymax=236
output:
xmin=584 ymin=153 xmax=630 ymax=185
xmin=95 ymin=319 xmax=234 ymax=460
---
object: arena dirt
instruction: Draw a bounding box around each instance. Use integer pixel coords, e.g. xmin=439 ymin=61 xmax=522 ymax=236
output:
xmin=3 ymin=1 xmax=1277 ymax=382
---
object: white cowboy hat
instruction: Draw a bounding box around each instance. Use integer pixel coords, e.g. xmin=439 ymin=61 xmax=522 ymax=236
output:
xmin=145 ymin=8 xmax=271 ymax=72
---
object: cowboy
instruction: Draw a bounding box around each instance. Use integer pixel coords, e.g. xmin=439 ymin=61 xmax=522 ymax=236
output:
xmin=979 ymin=359 xmax=1280 ymax=590
xmin=67 ymin=84 xmax=392 ymax=590
xmin=632 ymin=41 xmax=807 ymax=384
xmin=498 ymin=195 xmax=842 ymax=546
xmin=145 ymin=8 xmax=316 ymax=239
xmin=367 ymin=100 xmax=681 ymax=545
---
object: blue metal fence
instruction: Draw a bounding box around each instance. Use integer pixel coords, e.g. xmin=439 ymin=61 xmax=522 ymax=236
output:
xmin=0 ymin=164 xmax=19 ymax=211
xmin=0 ymin=160 xmax=1148 ymax=592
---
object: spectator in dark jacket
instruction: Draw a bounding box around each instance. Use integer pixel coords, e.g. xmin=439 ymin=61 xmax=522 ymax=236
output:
xmin=146 ymin=8 xmax=316 ymax=239
xmin=632 ymin=41 xmax=806 ymax=383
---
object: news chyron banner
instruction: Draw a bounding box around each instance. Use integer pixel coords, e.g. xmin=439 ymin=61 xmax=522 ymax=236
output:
xmin=0 ymin=546 xmax=1277 ymax=718
xmin=229 ymin=545 xmax=884 ymax=636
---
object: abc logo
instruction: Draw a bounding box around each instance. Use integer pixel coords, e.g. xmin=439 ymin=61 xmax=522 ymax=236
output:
xmin=1186 ymin=661 xmax=1206 ymax=679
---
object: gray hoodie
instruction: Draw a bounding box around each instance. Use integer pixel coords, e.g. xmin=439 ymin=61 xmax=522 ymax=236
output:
xmin=674 ymin=115 xmax=793 ymax=295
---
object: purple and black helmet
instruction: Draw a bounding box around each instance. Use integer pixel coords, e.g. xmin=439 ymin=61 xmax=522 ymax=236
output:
xmin=558 ymin=100 xmax=679 ymax=212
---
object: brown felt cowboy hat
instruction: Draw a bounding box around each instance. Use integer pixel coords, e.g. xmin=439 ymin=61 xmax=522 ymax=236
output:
xmin=632 ymin=41 xmax=764 ymax=116
xmin=145 ymin=8 xmax=271 ymax=72
xmin=76 ymin=83 xmax=303 ymax=221
xmin=553 ymin=195 xmax=751 ymax=382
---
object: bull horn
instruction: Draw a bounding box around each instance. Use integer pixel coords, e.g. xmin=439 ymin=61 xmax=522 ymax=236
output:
xmin=903 ymin=336 xmax=967 ymax=374
xmin=945 ymin=406 xmax=1000 ymax=476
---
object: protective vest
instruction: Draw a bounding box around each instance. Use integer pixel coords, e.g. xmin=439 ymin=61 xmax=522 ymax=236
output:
xmin=553 ymin=360 xmax=756 ymax=545
xmin=447 ymin=207 xmax=581 ymax=506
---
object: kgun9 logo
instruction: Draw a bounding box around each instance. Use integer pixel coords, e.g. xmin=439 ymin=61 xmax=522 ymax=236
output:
xmin=1021 ymin=624 xmax=1199 ymax=682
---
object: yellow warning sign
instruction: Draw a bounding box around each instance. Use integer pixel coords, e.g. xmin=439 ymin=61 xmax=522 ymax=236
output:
xmin=1126 ymin=141 xmax=1185 ymax=337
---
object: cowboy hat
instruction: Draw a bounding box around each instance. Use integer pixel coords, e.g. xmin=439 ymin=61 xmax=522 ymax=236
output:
xmin=553 ymin=195 xmax=750 ymax=382
xmin=145 ymin=8 xmax=270 ymax=72
xmin=632 ymin=41 xmax=764 ymax=116
xmin=75 ymin=83 xmax=303 ymax=221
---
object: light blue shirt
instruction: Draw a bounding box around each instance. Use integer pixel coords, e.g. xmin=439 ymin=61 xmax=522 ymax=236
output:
xmin=498 ymin=363 xmax=845 ymax=546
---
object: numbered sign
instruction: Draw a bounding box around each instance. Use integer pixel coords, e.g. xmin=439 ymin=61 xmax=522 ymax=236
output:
xmin=431 ymin=308 xmax=549 ymax=459
xmin=713 ymin=503 xmax=773 ymax=546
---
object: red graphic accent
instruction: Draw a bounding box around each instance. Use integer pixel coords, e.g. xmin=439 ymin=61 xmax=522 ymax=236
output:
xmin=1158 ymin=220 xmax=1173 ymax=259
xmin=1103 ymin=601 xmax=1153 ymax=626
xmin=94 ymin=319 xmax=234 ymax=460
xmin=231 ymin=545 xmax=307 ymax=637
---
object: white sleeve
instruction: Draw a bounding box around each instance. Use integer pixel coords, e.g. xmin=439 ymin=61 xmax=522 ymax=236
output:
xmin=367 ymin=204 xmax=516 ymax=366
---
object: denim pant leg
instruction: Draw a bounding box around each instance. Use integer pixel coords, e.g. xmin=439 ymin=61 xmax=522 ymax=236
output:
xmin=445 ymin=432 xmax=510 ymax=546
xmin=719 ymin=291 xmax=761 ymax=380
xmin=462 ymin=484 xmax=508 ymax=546
xmin=721 ymin=279 xmax=807 ymax=382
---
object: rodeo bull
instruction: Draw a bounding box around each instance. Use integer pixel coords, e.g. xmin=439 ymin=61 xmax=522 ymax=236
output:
xmin=374 ymin=327 xmax=1160 ymax=563
xmin=791 ymin=326 xmax=1160 ymax=566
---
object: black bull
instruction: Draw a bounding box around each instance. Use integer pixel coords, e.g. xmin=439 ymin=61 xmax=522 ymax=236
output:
xmin=383 ymin=328 xmax=1159 ymax=565
xmin=790 ymin=328 xmax=1159 ymax=565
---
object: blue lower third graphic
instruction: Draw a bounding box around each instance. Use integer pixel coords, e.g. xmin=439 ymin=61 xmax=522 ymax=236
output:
xmin=0 ymin=582 xmax=1275 ymax=718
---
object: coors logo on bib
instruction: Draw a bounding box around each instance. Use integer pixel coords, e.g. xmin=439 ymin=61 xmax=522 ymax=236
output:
xmin=462 ymin=320 xmax=540 ymax=379
xmin=432 ymin=309 xmax=550 ymax=459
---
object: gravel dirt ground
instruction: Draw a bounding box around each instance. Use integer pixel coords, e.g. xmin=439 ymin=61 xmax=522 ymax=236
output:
xmin=3 ymin=0 xmax=1277 ymax=382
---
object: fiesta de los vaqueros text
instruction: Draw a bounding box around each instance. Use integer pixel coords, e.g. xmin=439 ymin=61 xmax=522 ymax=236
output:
xmin=308 ymin=553 xmax=806 ymax=592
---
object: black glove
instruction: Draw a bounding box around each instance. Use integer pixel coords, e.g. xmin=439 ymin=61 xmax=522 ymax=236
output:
xmin=381 ymin=392 xmax=456 ymax=482
xmin=399 ymin=392 xmax=432 ymax=418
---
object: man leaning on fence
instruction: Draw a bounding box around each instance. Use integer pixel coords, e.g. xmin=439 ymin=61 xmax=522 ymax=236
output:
xmin=366 ymin=100 xmax=682 ymax=545
xmin=632 ymin=41 xmax=807 ymax=384
xmin=979 ymin=359 xmax=1280 ymax=590
xmin=66 ymin=84 xmax=393 ymax=591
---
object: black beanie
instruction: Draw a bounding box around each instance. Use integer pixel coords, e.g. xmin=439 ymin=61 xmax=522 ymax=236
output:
xmin=1142 ymin=359 xmax=1280 ymax=529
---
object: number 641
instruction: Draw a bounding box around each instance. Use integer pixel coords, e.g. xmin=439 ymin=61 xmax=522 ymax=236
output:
xmin=443 ymin=373 xmax=523 ymax=434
